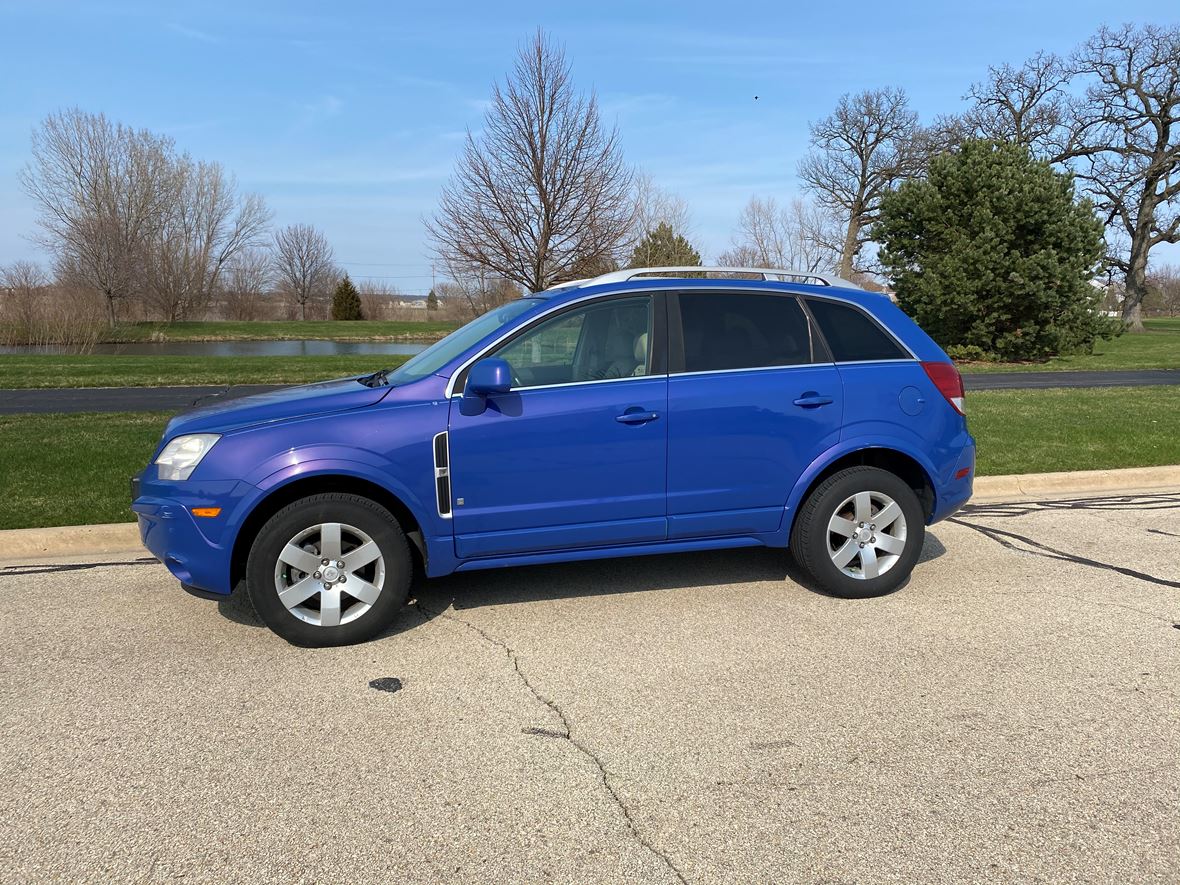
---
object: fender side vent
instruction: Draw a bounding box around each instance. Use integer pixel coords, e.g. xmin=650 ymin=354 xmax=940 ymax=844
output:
xmin=433 ymin=431 xmax=452 ymax=517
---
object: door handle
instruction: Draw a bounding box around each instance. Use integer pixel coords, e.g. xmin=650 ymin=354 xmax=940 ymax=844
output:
xmin=615 ymin=409 xmax=660 ymax=425
xmin=793 ymin=392 xmax=834 ymax=408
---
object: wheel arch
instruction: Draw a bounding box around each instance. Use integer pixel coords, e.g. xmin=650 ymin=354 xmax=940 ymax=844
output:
xmin=229 ymin=473 xmax=427 ymax=593
xmin=785 ymin=445 xmax=936 ymax=538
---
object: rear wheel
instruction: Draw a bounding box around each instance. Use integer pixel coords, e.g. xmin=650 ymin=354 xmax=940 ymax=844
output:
xmin=790 ymin=466 xmax=925 ymax=599
xmin=246 ymin=493 xmax=412 ymax=646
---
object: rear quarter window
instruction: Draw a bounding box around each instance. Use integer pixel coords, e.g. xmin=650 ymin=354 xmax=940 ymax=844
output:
xmin=807 ymin=298 xmax=907 ymax=362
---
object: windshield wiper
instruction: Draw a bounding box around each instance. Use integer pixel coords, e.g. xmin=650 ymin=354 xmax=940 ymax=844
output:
xmin=358 ymin=369 xmax=392 ymax=388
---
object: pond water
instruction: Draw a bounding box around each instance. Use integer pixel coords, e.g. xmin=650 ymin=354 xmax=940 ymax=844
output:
xmin=0 ymin=340 xmax=431 ymax=357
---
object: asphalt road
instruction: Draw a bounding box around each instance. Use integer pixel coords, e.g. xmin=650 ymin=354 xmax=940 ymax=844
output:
xmin=0 ymin=384 xmax=280 ymax=414
xmin=960 ymin=369 xmax=1180 ymax=390
xmin=2 ymin=491 xmax=1178 ymax=883
xmin=1 ymin=369 xmax=1179 ymax=414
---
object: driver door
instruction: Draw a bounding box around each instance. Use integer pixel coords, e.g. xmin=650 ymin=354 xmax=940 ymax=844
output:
xmin=447 ymin=294 xmax=668 ymax=559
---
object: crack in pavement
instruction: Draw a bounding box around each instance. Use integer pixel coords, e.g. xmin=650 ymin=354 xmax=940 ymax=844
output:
xmin=988 ymin=586 xmax=1180 ymax=626
xmin=414 ymin=599 xmax=689 ymax=884
xmin=948 ymin=517 xmax=1180 ymax=590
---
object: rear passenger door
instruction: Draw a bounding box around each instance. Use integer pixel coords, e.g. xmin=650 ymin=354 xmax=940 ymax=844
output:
xmin=665 ymin=290 xmax=843 ymax=539
xmin=804 ymin=295 xmax=918 ymax=442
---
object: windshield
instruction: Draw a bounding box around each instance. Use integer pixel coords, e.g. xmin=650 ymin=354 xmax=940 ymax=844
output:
xmin=383 ymin=298 xmax=544 ymax=386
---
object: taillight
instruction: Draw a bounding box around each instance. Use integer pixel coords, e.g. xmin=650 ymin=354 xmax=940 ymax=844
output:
xmin=921 ymin=361 xmax=965 ymax=415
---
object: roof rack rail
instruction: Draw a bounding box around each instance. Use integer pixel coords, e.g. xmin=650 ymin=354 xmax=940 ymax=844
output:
xmin=579 ymin=266 xmax=860 ymax=289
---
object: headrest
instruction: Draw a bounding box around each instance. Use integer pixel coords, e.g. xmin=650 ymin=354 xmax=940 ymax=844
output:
xmin=634 ymin=331 xmax=648 ymax=361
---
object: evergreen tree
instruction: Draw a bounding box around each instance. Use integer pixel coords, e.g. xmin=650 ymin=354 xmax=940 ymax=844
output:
xmin=874 ymin=140 xmax=1115 ymax=361
xmin=627 ymin=222 xmax=702 ymax=269
xmin=330 ymin=274 xmax=364 ymax=321
xmin=426 ymin=288 xmax=439 ymax=311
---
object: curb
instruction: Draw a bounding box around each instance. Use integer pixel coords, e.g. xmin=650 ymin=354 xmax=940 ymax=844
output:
xmin=2 ymin=464 xmax=1178 ymax=561
xmin=0 ymin=522 xmax=141 ymax=562
xmin=971 ymin=464 xmax=1180 ymax=501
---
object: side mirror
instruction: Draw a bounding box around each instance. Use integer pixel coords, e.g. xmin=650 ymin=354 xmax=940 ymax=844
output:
xmin=460 ymin=358 xmax=513 ymax=416
xmin=466 ymin=358 xmax=513 ymax=395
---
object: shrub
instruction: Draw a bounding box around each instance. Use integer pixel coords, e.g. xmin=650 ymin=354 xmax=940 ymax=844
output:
xmin=330 ymin=274 xmax=364 ymax=321
xmin=874 ymin=140 xmax=1118 ymax=362
xmin=944 ymin=344 xmax=998 ymax=363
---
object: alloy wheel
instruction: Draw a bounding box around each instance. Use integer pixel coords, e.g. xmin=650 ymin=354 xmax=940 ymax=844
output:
xmin=826 ymin=491 xmax=908 ymax=580
xmin=273 ymin=522 xmax=385 ymax=627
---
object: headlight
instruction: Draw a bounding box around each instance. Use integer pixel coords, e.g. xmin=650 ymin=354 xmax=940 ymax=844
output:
xmin=155 ymin=434 xmax=220 ymax=481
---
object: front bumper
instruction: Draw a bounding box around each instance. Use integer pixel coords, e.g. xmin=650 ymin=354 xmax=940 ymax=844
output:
xmin=131 ymin=470 xmax=256 ymax=596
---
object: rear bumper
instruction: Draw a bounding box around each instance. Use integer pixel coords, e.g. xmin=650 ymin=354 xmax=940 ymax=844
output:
xmin=930 ymin=435 xmax=975 ymax=523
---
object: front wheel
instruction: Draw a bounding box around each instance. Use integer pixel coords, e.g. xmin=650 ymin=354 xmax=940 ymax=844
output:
xmin=789 ymin=466 xmax=925 ymax=599
xmin=246 ymin=493 xmax=412 ymax=646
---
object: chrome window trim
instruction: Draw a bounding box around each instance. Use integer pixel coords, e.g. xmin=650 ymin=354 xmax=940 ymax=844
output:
xmin=448 ymin=372 xmax=660 ymax=398
xmin=830 ymin=358 xmax=919 ymax=366
xmin=668 ymin=362 xmax=837 ymax=380
xmin=445 ymin=283 xmax=906 ymax=397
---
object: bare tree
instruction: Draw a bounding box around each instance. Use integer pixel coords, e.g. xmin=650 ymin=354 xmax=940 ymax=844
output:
xmin=1069 ymin=24 xmax=1180 ymax=331
xmin=630 ymin=173 xmax=691 ymax=244
xmin=427 ymin=30 xmax=634 ymax=292
xmin=20 ymin=108 xmax=176 ymax=326
xmin=717 ymin=197 xmax=840 ymax=273
xmin=1145 ymin=264 xmax=1180 ymax=316
xmin=437 ymin=266 xmax=521 ymax=318
xmin=962 ymin=52 xmax=1082 ymax=161
xmin=0 ymin=261 xmax=49 ymax=335
xmin=0 ymin=261 xmax=106 ymax=348
xmin=354 ymin=280 xmax=394 ymax=321
xmin=220 ymin=247 xmax=273 ymax=321
xmin=146 ymin=158 xmax=270 ymax=321
xmin=798 ymin=88 xmax=926 ymax=277
xmin=271 ymin=224 xmax=337 ymax=320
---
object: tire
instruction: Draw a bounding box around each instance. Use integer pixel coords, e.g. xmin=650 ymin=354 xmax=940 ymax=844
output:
xmin=245 ymin=493 xmax=412 ymax=646
xmin=789 ymin=466 xmax=925 ymax=600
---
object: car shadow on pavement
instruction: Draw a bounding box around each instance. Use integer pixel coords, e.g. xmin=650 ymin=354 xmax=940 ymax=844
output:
xmin=211 ymin=532 xmax=946 ymax=641
xmin=414 ymin=532 xmax=948 ymax=614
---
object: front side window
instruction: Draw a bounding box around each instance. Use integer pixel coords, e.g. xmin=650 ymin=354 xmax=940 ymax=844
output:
xmin=807 ymin=298 xmax=906 ymax=362
xmin=677 ymin=292 xmax=814 ymax=373
xmin=494 ymin=296 xmax=652 ymax=388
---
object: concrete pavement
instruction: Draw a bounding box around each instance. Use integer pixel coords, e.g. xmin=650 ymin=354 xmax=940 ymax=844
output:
xmin=1 ymin=491 xmax=1179 ymax=883
xmin=2 ymin=369 xmax=1179 ymax=413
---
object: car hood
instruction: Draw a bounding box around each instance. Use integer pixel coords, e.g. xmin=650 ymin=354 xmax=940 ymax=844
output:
xmin=161 ymin=377 xmax=391 ymax=439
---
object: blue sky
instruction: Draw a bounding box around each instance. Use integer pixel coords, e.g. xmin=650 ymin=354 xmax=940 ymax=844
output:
xmin=1 ymin=0 xmax=1176 ymax=292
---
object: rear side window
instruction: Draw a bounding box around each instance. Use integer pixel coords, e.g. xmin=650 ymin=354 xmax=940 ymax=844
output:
xmin=807 ymin=299 xmax=906 ymax=362
xmin=677 ymin=293 xmax=814 ymax=372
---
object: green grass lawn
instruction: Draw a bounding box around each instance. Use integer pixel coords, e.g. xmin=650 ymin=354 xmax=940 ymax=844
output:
xmin=0 ymin=411 xmax=169 ymax=529
xmin=1 ymin=388 xmax=1177 ymax=529
xmin=0 ymin=354 xmax=410 ymax=388
xmin=106 ymin=319 xmax=458 ymax=342
xmin=960 ymin=317 xmax=1180 ymax=373
xmin=969 ymin=387 xmax=1180 ymax=475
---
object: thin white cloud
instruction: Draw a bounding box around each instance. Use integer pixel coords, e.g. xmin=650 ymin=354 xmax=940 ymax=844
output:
xmin=165 ymin=22 xmax=222 ymax=44
xmin=289 ymin=95 xmax=344 ymax=129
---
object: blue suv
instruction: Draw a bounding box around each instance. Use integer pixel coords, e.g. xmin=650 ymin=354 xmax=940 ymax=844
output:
xmin=132 ymin=267 xmax=975 ymax=646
